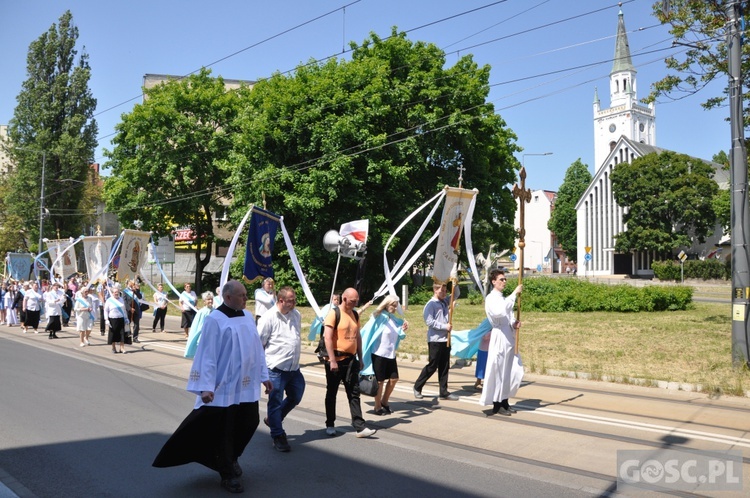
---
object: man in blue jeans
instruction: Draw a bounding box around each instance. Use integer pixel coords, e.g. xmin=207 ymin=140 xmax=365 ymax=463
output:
xmin=257 ymin=286 xmax=305 ymax=452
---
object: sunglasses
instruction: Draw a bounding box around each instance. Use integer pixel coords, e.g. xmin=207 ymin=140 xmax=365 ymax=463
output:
xmin=498 ymin=278 xmax=507 ymax=282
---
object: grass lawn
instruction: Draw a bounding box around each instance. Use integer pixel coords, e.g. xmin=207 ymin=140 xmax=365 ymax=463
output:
xmin=304 ymin=300 xmax=749 ymax=397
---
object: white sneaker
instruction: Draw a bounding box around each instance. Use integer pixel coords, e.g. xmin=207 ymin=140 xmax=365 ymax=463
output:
xmin=85 ymin=340 xmax=90 ymax=346
xmin=80 ymin=343 xmax=85 ymax=347
xmin=356 ymin=428 xmax=376 ymax=438
xmin=325 ymin=427 xmax=337 ymax=437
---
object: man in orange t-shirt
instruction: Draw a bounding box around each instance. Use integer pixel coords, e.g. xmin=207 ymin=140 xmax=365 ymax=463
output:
xmin=323 ymin=287 xmax=376 ymax=438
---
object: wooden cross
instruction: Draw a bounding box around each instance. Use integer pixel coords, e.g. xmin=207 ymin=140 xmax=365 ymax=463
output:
xmin=512 ymin=166 xmax=531 ymax=354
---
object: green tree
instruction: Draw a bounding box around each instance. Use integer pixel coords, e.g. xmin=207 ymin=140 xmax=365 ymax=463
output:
xmin=227 ymin=30 xmax=519 ymax=298
xmin=711 ymin=150 xmax=730 ymax=233
xmin=547 ymin=159 xmax=592 ymax=262
xmin=647 ymin=1 xmax=750 ymax=126
xmin=2 ymin=10 xmax=98 ymax=250
xmin=103 ymin=68 xmax=242 ymax=292
xmin=611 ymin=151 xmax=718 ymax=256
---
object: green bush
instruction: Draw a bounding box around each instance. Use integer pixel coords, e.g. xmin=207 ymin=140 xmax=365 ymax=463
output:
xmin=408 ymin=285 xmax=435 ymax=306
xmin=652 ymin=260 xmax=681 ymax=281
xmin=653 ymin=258 xmax=728 ymax=281
xmin=517 ymin=276 xmax=692 ymax=312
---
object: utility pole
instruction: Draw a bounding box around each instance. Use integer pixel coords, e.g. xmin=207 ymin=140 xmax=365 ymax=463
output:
xmin=38 ymin=151 xmax=46 ymax=254
xmin=727 ymin=0 xmax=750 ymax=366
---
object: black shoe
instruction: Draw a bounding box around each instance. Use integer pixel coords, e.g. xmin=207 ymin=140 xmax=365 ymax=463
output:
xmin=273 ymin=434 xmax=291 ymax=452
xmin=374 ymin=408 xmax=385 ymax=416
xmin=53 ymin=333 xmax=59 ymax=339
xmin=220 ymin=477 xmax=244 ymax=493
xmin=381 ymin=404 xmax=392 ymax=415
xmin=133 ymin=338 xmax=140 ymax=343
xmin=496 ymin=407 xmax=512 ymax=416
xmin=232 ymin=460 xmax=242 ymax=477
xmin=439 ymin=393 xmax=459 ymax=401
xmin=413 ymin=388 xmax=423 ymax=399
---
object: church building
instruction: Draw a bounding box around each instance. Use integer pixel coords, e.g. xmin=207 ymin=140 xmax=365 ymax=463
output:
xmin=575 ymin=10 xmax=726 ymax=277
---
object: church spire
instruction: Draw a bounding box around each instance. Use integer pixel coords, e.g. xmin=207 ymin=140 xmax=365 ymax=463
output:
xmin=611 ymin=10 xmax=635 ymax=75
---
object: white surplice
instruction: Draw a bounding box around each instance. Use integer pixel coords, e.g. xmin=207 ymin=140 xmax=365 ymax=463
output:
xmin=187 ymin=308 xmax=269 ymax=409
xmin=479 ymin=289 xmax=524 ymax=406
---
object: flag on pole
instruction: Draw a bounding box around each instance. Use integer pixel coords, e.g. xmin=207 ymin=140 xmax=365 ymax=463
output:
xmin=339 ymin=219 xmax=369 ymax=245
xmin=117 ymin=230 xmax=151 ymax=281
xmin=244 ymin=207 xmax=280 ymax=284
xmin=433 ymin=187 xmax=477 ymax=284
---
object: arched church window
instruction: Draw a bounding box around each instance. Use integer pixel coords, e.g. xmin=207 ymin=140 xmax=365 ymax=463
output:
xmin=609 ymin=141 xmax=616 ymax=152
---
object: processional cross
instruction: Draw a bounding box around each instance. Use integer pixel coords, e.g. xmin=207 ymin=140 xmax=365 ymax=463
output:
xmin=512 ymin=167 xmax=531 ymax=353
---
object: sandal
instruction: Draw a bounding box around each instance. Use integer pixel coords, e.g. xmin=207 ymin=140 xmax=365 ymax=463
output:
xmin=381 ymin=404 xmax=392 ymax=415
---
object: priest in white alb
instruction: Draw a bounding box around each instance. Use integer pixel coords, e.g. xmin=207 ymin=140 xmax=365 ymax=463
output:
xmin=153 ymin=280 xmax=272 ymax=494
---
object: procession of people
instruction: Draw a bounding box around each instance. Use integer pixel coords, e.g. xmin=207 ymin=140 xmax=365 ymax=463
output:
xmin=3 ymin=245 xmax=524 ymax=495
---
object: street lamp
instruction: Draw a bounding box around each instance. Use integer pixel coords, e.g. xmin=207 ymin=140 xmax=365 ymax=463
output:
xmin=522 ymin=152 xmax=553 ymax=169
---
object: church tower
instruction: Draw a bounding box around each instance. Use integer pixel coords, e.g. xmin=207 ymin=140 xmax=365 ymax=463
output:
xmin=593 ymin=10 xmax=655 ymax=170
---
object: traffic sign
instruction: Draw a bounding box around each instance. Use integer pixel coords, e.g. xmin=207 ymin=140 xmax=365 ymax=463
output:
xmin=678 ymin=250 xmax=687 ymax=262
xmin=509 ymin=254 xmax=517 ymax=262
xmin=584 ymin=253 xmax=592 ymax=262
xmin=585 ymin=246 xmax=592 ymax=253
xmin=536 ymin=264 xmax=542 ymax=272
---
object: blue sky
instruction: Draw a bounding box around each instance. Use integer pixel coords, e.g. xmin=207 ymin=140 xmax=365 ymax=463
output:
xmin=0 ymin=0 xmax=729 ymax=192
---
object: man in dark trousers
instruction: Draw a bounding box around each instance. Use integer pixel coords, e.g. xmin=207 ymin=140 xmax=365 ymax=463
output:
xmin=413 ymin=282 xmax=460 ymax=401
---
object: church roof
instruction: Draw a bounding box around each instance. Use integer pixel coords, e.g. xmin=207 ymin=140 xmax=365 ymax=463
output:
xmin=576 ymin=136 xmax=728 ymax=211
xmin=611 ymin=11 xmax=635 ymax=75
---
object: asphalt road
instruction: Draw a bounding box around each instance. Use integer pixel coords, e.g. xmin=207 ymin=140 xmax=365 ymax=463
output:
xmin=0 ymin=315 xmax=747 ymax=497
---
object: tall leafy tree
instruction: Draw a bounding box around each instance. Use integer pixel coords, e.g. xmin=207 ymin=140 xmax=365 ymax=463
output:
xmin=711 ymin=150 xmax=730 ymax=233
xmin=3 ymin=10 xmax=98 ymax=250
xmin=547 ymin=159 xmax=592 ymax=261
xmin=610 ymin=151 xmax=718 ymax=256
xmin=103 ymin=68 xmax=241 ymax=292
xmin=227 ymin=30 xmax=520 ymax=298
xmin=647 ymin=1 xmax=750 ymax=126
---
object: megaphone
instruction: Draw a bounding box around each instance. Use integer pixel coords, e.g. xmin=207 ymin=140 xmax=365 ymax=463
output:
xmin=323 ymin=230 xmax=341 ymax=253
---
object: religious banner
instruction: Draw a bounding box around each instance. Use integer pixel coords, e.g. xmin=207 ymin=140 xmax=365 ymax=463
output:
xmin=117 ymin=229 xmax=151 ymax=282
xmin=46 ymin=238 xmax=78 ymax=278
xmin=83 ymin=236 xmax=115 ymax=284
xmin=243 ymin=207 xmax=280 ymax=284
xmin=6 ymin=253 xmax=33 ymax=280
xmin=433 ymin=186 xmax=477 ymax=284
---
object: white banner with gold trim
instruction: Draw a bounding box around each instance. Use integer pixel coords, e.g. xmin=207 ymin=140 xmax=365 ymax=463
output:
xmin=45 ymin=238 xmax=78 ymax=279
xmin=433 ymin=187 xmax=477 ymax=284
xmin=83 ymin=236 xmax=115 ymax=284
xmin=117 ymin=230 xmax=151 ymax=282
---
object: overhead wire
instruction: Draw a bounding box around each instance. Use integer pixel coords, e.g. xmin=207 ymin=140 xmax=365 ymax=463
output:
xmin=31 ymin=2 xmax=691 ymax=220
